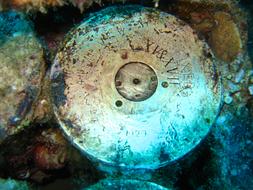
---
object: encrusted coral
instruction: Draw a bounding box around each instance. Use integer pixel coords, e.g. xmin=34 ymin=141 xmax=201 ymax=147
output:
xmin=11 ymin=0 xmax=65 ymax=12
xmin=0 ymin=11 xmax=45 ymax=143
xmin=209 ymin=11 xmax=242 ymax=62
xmin=0 ymin=178 xmax=30 ymax=190
xmin=69 ymin=0 xmax=102 ymax=13
xmin=0 ymin=0 xmax=129 ymax=13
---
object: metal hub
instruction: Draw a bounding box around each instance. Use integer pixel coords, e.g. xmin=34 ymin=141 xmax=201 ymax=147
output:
xmin=115 ymin=62 xmax=158 ymax=102
xmin=51 ymin=6 xmax=222 ymax=170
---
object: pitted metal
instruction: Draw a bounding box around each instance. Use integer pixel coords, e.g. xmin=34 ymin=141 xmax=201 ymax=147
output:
xmin=51 ymin=6 xmax=222 ymax=170
xmin=115 ymin=62 xmax=158 ymax=102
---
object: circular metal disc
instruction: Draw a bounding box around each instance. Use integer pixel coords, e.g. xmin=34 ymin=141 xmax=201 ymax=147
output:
xmin=51 ymin=6 xmax=222 ymax=169
xmin=85 ymin=179 xmax=169 ymax=190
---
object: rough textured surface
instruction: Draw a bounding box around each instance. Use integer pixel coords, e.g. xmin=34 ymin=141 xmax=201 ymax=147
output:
xmin=33 ymin=128 xmax=69 ymax=170
xmin=0 ymin=126 xmax=103 ymax=187
xmin=1 ymin=0 xmax=132 ymax=13
xmin=0 ymin=1 xmax=252 ymax=190
xmin=1 ymin=0 xmax=65 ymax=12
xmin=51 ymin=5 xmax=222 ymax=171
xmin=209 ymin=11 xmax=242 ymax=62
xmin=115 ymin=62 xmax=158 ymax=102
xmin=0 ymin=11 xmax=45 ymax=143
xmin=11 ymin=0 xmax=65 ymax=12
xmin=158 ymin=0 xmax=246 ymax=63
xmin=0 ymin=178 xmax=30 ymax=190
xmin=0 ymin=0 xmax=240 ymax=13
xmin=86 ymin=179 xmax=169 ymax=190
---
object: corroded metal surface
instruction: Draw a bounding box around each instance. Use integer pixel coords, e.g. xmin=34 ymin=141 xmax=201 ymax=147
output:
xmin=0 ymin=11 xmax=45 ymax=143
xmin=51 ymin=6 xmax=222 ymax=170
xmin=86 ymin=179 xmax=169 ymax=190
xmin=115 ymin=62 xmax=158 ymax=102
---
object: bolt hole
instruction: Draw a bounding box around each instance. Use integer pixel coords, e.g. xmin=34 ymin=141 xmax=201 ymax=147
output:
xmin=205 ymin=118 xmax=210 ymax=123
xmin=162 ymin=81 xmax=169 ymax=88
xmin=115 ymin=80 xmax=122 ymax=86
xmin=151 ymin=76 xmax=157 ymax=81
xmin=115 ymin=100 xmax=123 ymax=107
xmin=133 ymin=78 xmax=141 ymax=85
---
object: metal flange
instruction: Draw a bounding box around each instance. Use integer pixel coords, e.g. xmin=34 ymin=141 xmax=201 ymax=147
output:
xmin=51 ymin=6 xmax=222 ymax=170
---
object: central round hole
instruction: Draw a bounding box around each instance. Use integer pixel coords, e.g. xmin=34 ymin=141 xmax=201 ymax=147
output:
xmin=133 ymin=78 xmax=141 ymax=85
xmin=115 ymin=62 xmax=158 ymax=102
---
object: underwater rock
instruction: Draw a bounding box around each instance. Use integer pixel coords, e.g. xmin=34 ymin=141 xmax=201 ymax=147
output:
xmin=86 ymin=179 xmax=169 ymax=190
xmin=0 ymin=178 xmax=30 ymax=190
xmin=209 ymin=11 xmax=242 ymax=62
xmin=224 ymin=94 xmax=233 ymax=104
xmin=33 ymin=128 xmax=69 ymax=170
xmin=0 ymin=1 xmax=251 ymax=189
xmin=227 ymin=81 xmax=241 ymax=93
xmin=0 ymin=11 xmax=45 ymax=144
xmin=69 ymin=0 xmax=98 ymax=13
xmin=34 ymin=144 xmax=68 ymax=170
xmin=178 ymin=0 xmax=236 ymax=4
xmin=248 ymin=85 xmax=253 ymax=95
xmin=1 ymin=0 xmax=130 ymax=13
xmin=33 ymin=99 xmax=51 ymax=123
xmin=0 ymin=0 xmax=243 ymax=13
xmin=33 ymin=72 xmax=54 ymax=123
xmin=190 ymin=11 xmax=215 ymax=33
xmin=211 ymin=111 xmax=253 ymax=189
xmin=10 ymin=0 xmax=65 ymax=13
xmin=70 ymin=0 xmax=138 ymax=13
xmin=234 ymin=68 xmax=245 ymax=83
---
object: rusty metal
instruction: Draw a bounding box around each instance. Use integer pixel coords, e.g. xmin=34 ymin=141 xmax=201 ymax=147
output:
xmin=51 ymin=6 xmax=222 ymax=170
